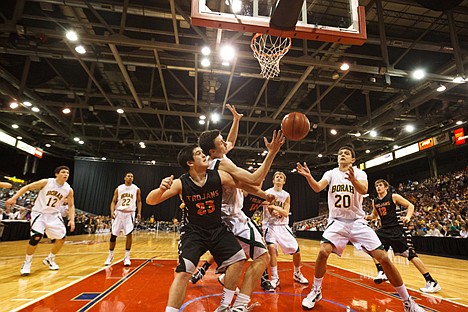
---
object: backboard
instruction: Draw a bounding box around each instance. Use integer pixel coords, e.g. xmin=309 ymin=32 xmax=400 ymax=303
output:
xmin=191 ymin=0 xmax=366 ymax=45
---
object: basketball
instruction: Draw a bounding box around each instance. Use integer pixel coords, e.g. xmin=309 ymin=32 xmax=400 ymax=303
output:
xmin=281 ymin=112 xmax=310 ymax=141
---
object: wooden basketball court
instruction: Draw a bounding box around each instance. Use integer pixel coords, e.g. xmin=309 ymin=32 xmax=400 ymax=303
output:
xmin=1 ymin=232 xmax=467 ymax=311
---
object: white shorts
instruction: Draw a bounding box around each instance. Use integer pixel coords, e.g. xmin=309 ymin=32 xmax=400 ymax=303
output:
xmin=30 ymin=211 xmax=66 ymax=239
xmin=263 ymin=224 xmax=299 ymax=255
xmin=222 ymin=214 xmax=267 ymax=260
xmin=322 ymin=218 xmax=383 ymax=256
xmin=111 ymin=210 xmax=135 ymax=236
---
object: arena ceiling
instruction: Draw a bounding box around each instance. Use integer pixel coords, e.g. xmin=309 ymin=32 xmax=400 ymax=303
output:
xmin=0 ymin=0 xmax=467 ymax=171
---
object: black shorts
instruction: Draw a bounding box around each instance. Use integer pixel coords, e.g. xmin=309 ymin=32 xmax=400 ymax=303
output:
xmin=376 ymin=226 xmax=416 ymax=257
xmin=176 ymin=223 xmax=245 ymax=274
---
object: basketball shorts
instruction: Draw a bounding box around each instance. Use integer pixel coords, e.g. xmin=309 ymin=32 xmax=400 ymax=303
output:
xmin=176 ymin=223 xmax=246 ymax=274
xmin=223 ymin=214 xmax=267 ymax=260
xmin=322 ymin=218 xmax=383 ymax=256
xmin=376 ymin=226 xmax=416 ymax=258
xmin=111 ymin=210 xmax=134 ymax=236
xmin=263 ymin=224 xmax=299 ymax=255
xmin=30 ymin=211 xmax=66 ymax=239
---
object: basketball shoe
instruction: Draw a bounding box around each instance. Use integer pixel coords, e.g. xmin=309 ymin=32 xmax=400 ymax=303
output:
xmin=20 ymin=259 xmax=32 ymax=276
xmin=270 ymin=277 xmax=280 ymax=289
xmin=43 ymin=255 xmax=59 ymax=270
xmin=104 ymin=254 xmax=114 ymax=266
xmin=302 ymin=287 xmax=322 ymax=310
xmin=123 ymin=256 xmax=131 ymax=266
xmin=403 ymin=297 xmax=426 ymax=312
xmin=293 ymin=271 xmax=309 ymax=284
xmin=420 ymin=281 xmax=441 ymax=293
xmin=374 ymin=271 xmax=388 ymax=284
xmin=260 ymin=279 xmax=275 ymax=292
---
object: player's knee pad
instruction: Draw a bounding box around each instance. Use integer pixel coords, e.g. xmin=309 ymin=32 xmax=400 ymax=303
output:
xmin=110 ymin=234 xmax=117 ymax=242
xmin=29 ymin=234 xmax=43 ymax=246
xmin=408 ymin=249 xmax=418 ymax=261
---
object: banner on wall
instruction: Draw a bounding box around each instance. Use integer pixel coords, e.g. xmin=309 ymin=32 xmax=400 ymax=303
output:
xmin=418 ymin=138 xmax=434 ymax=150
xmin=454 ymin=128 xmax=466 ymax=145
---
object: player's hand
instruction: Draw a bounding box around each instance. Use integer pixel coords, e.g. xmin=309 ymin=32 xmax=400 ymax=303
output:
xmin=400 ymin=215 xmax=411 ymax=224
xmin=296 ymin=162 xmax=311 ymax=177
xmin=345 ymin=165 xmax=356 ymax=182
xmin=264 ymin=130 xmax=285 ymax=155
xmin=160 ymin=175 xmax=174 ymax=191
xmin=68 ymin=219 xmax=75 ymax=232
xmin=364 ymin=215 xmax=373 ymax=221
xmin=137 ymin=213 xmax=141 ymax=222
xmin=226 ymin=104 xmax=243 ymax=121
xmin=5 ymin=198 xmax=16 ymax=208
xmin=265 ymin=194 xmax=276 ymax=204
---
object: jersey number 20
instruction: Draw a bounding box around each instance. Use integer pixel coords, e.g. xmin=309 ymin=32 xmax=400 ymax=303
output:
xmin=334 ymin=194 xmax=351 ymax=208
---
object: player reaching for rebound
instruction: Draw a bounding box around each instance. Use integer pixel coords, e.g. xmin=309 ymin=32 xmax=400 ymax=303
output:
xmin=297 ymin=146 xmax=425 ymax=312
xmin=146 ymin=144 xmax=275 ymax=312
xmin=366 ymin=179 xmax=441 ymax=293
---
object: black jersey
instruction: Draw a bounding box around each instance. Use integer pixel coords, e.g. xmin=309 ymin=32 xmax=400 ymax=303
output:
xmin=242 ymin=194 xmax=265 ymax=219
xmin=373 ymin=192 xmax=402 ymax=229
xmin=180 ymin=169 xmax=223 ymax=229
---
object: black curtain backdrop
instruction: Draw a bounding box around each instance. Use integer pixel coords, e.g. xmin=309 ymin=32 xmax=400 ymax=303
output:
xmin=73 ymin=159 xmax=320 ymax=222
xmin=73 ymin=159 xmax=185 ymax=221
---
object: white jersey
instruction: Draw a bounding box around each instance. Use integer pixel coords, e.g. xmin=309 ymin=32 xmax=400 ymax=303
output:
xmin=263 ymin=187 xmax=289 ymax=226
xmin=208 ymin=156 xmax=245 ymax=218
xmin=115 ymin=184 xmax=139 ymax=212
xmin=322 ymin=167 xmax=367 ymax=220
xmin=33 ymin=178 xmax=71 ymax=214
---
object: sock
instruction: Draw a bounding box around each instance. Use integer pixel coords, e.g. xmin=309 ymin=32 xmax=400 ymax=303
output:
xmin=48 ymin=252 xmax=56 ymax=259
xmin=233 ymin=293 xmax=250 ymax=307
xmin=313 ymin=277 xmax=323 ymax=290
xmin=261 ymin=269 xmax=269 ymax=282
xmin=395 ymin=284 xmax=410 ymax=301
xmin=125 ymin=250 xmax=130 ymax=257
xmin=375 ymin=263 xmax=384 ymax=272
xmin=165 ymin=307 xmax=178 ymax=312
xmin=25 ymin=254 xmax=33 ymax=262
xmin=220 ymin=288 xmax=236 ymax=306
xmin=422 ymin=272 xmax=434 ymax=282
xmin=202 ymin=261 xmax=212 ymax=271
xmin=294 ymin=266 xmax=301 ymax=274
xmin=271 ymin=266 xmax=278 ymax=279
xmin=109 ymin=250 xmax=114 ymax=256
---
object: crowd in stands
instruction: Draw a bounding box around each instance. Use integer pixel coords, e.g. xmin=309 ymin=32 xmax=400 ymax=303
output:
xmin=294 ymin=168 xmax=468 ymax=238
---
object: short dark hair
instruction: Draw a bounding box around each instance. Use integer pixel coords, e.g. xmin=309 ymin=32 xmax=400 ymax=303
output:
xmin=338 ymin=146 xmax=355 ymax=158
xmin=55 ymin=165 xmax=70 ymax=174
xmin=177 ymin=144 xmax=198 ymax=172
xmin=125 ymin=172 xmax=134 ymax=177
xmin=198 ymin=130 xmax=221 ymax=156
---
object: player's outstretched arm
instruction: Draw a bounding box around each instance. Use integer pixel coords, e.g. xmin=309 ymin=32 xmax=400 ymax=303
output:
xmin=146 ymin=175 xmax=182 ymax=205
xmin=225 ymin=104 xmax=243 ymax=153
xmin=0 ymin=182 xmax=12 ymax=189
xmin=5 ymin=179 xmax=48 ymax=208
xmin=296 ymin=162 xmax=328 ymax=192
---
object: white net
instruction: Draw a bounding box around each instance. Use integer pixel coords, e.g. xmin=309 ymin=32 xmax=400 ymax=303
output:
xmin=251 ymin=33 xmax=292 ymax=79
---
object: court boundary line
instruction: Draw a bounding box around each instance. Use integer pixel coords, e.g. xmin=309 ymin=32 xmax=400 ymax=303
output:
xmin=10 ymin=258 xmax=150 ymax=311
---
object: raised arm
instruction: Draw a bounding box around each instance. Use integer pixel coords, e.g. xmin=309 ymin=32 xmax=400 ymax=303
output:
xmin=268 ymin=195 xmax=290 ymax=218
xmin=393 ymin=193 xmax=415 ymax=223
xmin=225 ymin=104 xmax=243 ymax=153
xmin=220 ymin=170 xmax=275 ymax=203
xmin=5 ymin=179 xmax=49 ymax=208
xmin=219 ymin=130 xmax=285 ymax=186
xmin=146 ymin=175 xmax=182 ymax=205
xmin=296 ymin=162 xmax=329 ymax=192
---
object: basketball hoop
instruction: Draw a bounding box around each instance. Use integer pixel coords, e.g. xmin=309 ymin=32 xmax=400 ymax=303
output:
xmin=251 ymin=33 xmax=291 ymax=79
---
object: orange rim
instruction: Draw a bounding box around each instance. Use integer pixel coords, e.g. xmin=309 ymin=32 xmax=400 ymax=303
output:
xmin=250 ymin=33 xmax=292 ymax=58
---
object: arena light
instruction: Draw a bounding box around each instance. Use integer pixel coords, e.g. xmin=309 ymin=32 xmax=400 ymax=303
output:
xmin=62 ymin=108 xmax=71 ymax=114
xmin=31 ymin=107 xmax=40 ymax=112
xmin=45 ymin=143 xmax=51 ymax=147
xmin=12 ymin=124 xmax=19 ymax=129
xmin=10 ymin=102 xmax=19 ymax=109
xmin=318 ymin=154 xmax=323 ymax=158
xmin=330 ymin=129 xmax=337 ymax=135
xmin=405 ymin=124 xmax=415 ymax=132
xmin=116 ymin=108 xmax=124 ymax=114
xmin=340 ymin=62 xmax=350 ymax=71
xmin=66 ymin=30 xmax=78 ymax=41
xmin=436 ymin=84 xmax=446 ymax=92
xmin=370 ymin=130 xmax=377 ymax=137
xmin=411 ymin=68 xmax=425 ymax=80
xmin=201 ymin=46 xmax=211 ymax=56
xmin=23 ymin=101 xmax=32 ymax=107
xmin=75 ymin=45 xmax=86 ymax=54
xmin=220 ymin=45 xmax=235 ymax=62
xmin=211 ymin=113 xmax=220 ymax=123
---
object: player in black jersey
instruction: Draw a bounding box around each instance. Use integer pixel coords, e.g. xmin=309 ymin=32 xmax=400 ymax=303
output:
xmin=366 ymin=179 xmax=441 ymax=293
xmin=146 ymin=144 xmax=275 ymax=312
